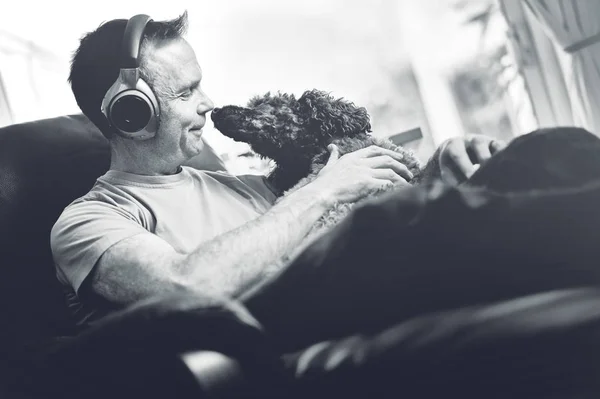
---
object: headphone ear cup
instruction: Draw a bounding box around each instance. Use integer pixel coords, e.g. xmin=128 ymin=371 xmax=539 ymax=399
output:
xmin=102 ymin=76 xmax=160 ymax=140
xmin=101 ymin=14 xmax=158 ymax=140
xmin=110 ymin=92 xmax=152 ymax=133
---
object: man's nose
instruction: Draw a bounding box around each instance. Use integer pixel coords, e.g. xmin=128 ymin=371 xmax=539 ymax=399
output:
xmin=198 ymin=93 xmax=214 ymax=114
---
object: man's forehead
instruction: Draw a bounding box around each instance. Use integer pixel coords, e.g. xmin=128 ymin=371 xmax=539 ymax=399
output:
xmin=144 ymin=40 xmax=203 ymax=87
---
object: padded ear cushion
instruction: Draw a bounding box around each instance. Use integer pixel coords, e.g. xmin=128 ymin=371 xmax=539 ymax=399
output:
xmin=20 ymin=292 xmax=288 ymax=399
xmin=104 ymin=76 xmax=159 ymax=139
xmin=108 ymin=92 xmax=152 ymax=133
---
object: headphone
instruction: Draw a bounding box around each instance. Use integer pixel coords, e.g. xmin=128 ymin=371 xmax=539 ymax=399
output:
xmin=101 ymin=14 xmax=159 ymax=140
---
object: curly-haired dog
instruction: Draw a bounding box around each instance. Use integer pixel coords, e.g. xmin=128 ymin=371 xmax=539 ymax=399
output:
xmin=211 ymin=89 xmax=436 ymax=240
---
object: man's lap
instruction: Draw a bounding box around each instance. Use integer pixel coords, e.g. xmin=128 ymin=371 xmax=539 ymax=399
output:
xmin=242 ymin=127 xmax=600 ymax=352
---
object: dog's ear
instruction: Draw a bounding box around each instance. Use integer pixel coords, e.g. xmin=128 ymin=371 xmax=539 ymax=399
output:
xmin=247 ymin=91 xmax=300 ymax=112
xmin=298 ymin=89 xmax=371 ymax=138
xmin=247 ymin=92 xmax=273 ymax=108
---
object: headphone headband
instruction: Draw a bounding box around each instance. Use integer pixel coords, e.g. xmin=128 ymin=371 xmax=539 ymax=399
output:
xmin=121 ymin=14 xmax=152 ymax=69
xmin=100 ymin=13 xmax=160 ymax=140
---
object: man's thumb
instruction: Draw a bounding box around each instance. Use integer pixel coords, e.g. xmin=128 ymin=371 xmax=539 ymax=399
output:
xmin=326 ymin=144 xmax=340 ymax=166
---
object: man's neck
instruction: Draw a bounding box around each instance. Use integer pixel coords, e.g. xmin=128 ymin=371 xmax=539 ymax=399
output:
xmin=109 ymin=146 xmax=182 ymax=176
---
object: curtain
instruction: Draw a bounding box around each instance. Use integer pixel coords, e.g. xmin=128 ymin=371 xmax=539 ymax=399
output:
xmin=0 ymin=68 xmax=13 ymax=127
xmin=523 ymin=0 xmax=600 ymax=135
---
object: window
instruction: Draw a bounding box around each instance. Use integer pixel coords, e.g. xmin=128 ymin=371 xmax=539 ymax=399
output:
xmin=397 ymin=0 xmax=540 ymax=148
xmin=0 ymin=30 xmax=78 ymax=127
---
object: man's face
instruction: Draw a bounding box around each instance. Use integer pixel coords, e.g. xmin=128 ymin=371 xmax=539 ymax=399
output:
xmin=143 ymin=38 xmax=214 ymax=163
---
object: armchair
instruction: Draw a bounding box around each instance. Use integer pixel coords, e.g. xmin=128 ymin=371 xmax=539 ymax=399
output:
xmin=1 ymin=114 xmax=599 ymax=399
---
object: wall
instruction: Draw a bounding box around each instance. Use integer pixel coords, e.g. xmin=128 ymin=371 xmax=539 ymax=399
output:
xmin=0 ymin=0 xmax=433 ymax=168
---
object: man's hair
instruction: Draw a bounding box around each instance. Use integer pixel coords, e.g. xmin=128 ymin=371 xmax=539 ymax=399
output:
xmin=68 ymin=12 xmax=188 ymax=139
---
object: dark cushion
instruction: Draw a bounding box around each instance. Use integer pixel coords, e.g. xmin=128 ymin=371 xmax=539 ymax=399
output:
xmin=5 ymin=291 xmax=287 ymax=399
xmin=468 ymin=126 xmax=600 ymax=191
xmin=0 ymin=114 xmax=111 ymax=345
xmin=285 ymin=287 xmax=600 ymax=399
xmin=0 ymin=114 xmax=227 ymax=347
xmin=243 ymin=127 xmax=600 ymax=352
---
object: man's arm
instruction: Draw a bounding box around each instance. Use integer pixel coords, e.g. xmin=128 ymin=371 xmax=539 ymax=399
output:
xmin=90 ymin=180 xmax=331 ymax=305
xmin=88 ymin=145 xmax=414 ymax=307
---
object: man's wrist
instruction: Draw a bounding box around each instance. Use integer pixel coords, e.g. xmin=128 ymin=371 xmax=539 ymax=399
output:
xmin=296 ymin=180 xmax=335 ymax=209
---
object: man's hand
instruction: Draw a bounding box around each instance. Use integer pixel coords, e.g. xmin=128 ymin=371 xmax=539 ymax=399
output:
xmin=311 ymin=144 xmax=413 ymax=205
xmin=437 ymin=134 xmax=506 ymax=185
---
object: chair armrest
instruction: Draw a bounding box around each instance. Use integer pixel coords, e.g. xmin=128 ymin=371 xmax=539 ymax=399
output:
xmin=284 ymin=287 xmax=600 ymax=399
xmin=180 ymin=351 xmax=248 ymax=399
xmin=9 ymin=292 xmax=285 ymax=399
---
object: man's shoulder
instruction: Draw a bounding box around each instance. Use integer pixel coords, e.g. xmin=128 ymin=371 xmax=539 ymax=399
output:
xmin=184 ymin=167 xmax=265 ymax=187
xmin=63 ymin=177 xmax=124 ymax=209
xmin=55 ymin=175 xmax=149 ymax=228
xmin=183 ymin=167 xmax=276 ymax=205
xmin=185 ymin=167 xmax=236 ymax=178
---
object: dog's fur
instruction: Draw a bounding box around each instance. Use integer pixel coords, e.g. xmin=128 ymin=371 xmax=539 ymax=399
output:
xmin=211 ymin=89 xmax=434 ymax=240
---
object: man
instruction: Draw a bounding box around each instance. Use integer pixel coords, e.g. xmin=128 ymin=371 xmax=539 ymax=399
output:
xmin=50 ymin=11 xmax=503 ymax=329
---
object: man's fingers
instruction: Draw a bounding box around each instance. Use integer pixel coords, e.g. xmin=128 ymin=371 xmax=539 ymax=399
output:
xmin=489 ymin=139 xmax=506 ymax=154
xmin=364 ymin=155 xmax=414 ymax=181
xmin=325 ymin=144 xmax=340 ymax=166
xmin=443 ymin=141 xmax=477 ymax=178
xmin=468 ymin=137 xmax=507 ymax=164
xmin=372 ymin=168 xmax=409 ymax=185
xmin=440 ymin=167 xmax=462 ymax=186
xmin=470 ymin=139 xmax=493 ymax=163
xmin=438 ymin=135 xmax=506 ymax=185
xmin=353 ymin=145 xmax=410 ymax=164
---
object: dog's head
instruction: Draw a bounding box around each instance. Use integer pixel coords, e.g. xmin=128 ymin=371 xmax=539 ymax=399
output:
xmin=211 ymin=89 xmax=371 ymax=167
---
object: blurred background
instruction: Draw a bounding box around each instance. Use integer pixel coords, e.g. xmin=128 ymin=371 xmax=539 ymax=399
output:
xmin=0 ymin=0 xmax=592 ymax=174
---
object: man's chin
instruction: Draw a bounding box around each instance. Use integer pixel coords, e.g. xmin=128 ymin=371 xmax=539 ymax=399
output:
xmin=192 ymin=137 xmax=205 ymax=154
xmin=189 ymin=128 xmax=204 ymax=137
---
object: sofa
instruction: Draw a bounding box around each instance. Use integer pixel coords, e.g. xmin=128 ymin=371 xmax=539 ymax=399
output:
xmin=1 ymin=114 xmax=600 ymax=399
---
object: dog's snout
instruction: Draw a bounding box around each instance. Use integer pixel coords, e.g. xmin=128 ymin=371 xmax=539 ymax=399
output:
xmin=211 ymin=107 xmax=221 ymax=122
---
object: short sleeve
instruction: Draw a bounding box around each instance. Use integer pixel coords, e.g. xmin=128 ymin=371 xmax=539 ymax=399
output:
xmin=237 ymin=174 xmax=277 ymax=205
xmin=50 ymin=199 xmax=149 ymax=293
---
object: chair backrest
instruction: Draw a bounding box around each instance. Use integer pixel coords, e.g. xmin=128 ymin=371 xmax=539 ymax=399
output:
xmin=0 ymin=114 xmax=111 ymax=345
xmin=0 ymin=114 xmax=230 ymax=347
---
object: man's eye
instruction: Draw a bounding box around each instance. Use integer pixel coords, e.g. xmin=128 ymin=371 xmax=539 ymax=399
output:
xmin=180 ymin=91 xmax=192 ymax=99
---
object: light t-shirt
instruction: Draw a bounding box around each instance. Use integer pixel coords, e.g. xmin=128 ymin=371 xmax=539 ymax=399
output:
xmin=50 ymin=166 xmax=276 ymax=327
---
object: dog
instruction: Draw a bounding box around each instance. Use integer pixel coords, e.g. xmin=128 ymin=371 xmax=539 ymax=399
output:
xmin=211 ymin=89 xmax=434 ymax=241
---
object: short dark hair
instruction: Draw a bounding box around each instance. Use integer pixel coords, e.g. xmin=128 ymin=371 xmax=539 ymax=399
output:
xmin=68 ymin=12 xmax=188 ymax=139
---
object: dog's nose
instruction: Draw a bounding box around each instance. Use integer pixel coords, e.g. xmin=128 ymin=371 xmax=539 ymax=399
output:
xmin=212 ymin=107 xmax=221 ymax=115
